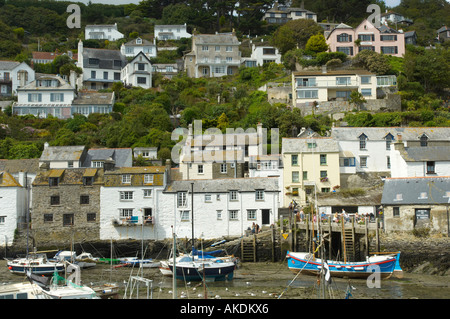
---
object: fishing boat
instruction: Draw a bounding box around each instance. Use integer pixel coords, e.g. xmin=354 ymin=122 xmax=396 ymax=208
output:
xmin=0 ymin=282 xmax=45 ymax=299
xmin=52 ymin=250 xmax=97 ymax=269
xmin=167 ymin=256 xmax=236 ymax=282
xmin=27 ymin=262 xmax=97 ymax=299
xmin=6 ymin=253 xmax=65 ymax=275
xmin=286 ymin=251 xmax=401 ymax=279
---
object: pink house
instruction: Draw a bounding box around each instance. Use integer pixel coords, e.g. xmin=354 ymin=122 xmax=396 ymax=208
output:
xmin=326 ymin=19 xmax=405 ymax=58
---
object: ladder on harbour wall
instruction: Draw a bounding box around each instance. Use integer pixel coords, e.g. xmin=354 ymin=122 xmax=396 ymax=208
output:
xmin=241 ymin=236 xmax=256 ymax=262
xmin=342 ymin=222 xmax=361 ymax=262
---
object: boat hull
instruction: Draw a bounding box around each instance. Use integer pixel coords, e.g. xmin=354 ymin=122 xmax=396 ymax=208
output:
xmin=168 ymin=261 xmax=235 ymax=282
xmin=286 ymin=251 xmax=400 ymax=279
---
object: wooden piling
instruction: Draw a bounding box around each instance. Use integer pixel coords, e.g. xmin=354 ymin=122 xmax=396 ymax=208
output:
xmin=376 ymin=218 xmax=380 ymax=252
xmin=365 ymin=217 xmax=369 ymax=257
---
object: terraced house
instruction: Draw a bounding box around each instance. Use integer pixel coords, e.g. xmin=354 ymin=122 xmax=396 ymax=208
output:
xmin=99 ymin=166 xmax=168 ymax=241
xmin=31 ymin=167 xmax=104 ymax=246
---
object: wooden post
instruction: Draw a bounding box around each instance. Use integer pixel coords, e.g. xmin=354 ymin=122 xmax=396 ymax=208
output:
xmin=328 ymin=215 xmax=332 ymax=260
xmin=376 ymin=217 xmax=380 ymax=253
xmin=305 ymin=214 xmax=309 ymax=253
xmin=271 ymin=226 xmax=275 ymax=262
xmin=365 ymin=217 xmax=369 ymax=257
xmin=351 ymin=216 xmax=356 ymax=261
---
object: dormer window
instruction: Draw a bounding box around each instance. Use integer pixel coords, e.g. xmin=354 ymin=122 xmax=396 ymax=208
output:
xmin=122 ymin=174 xmax=131 ymax=184
xmin=359 ymin=133 xmax=368 ymax=150
xmin=49 ymin=177 xmax=59 ymax=187
xmin=385 ymin=133 xmax=394 ymax=150
xmin=420 ymin=134 xmax=428 ymax=147
xmin=136 ymin=38 xmax=142 ymax=44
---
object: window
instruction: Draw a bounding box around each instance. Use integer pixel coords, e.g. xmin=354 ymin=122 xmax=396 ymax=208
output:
xmin=361 ymin=89 xmax=372 ymax=96
xmin=138 ymin=63 xmax=145 ymax=71
xmin=50 ymin=195 xmax=60 ymax=206
xmin=103 ymin=72 xmax=108 ymax=80
xmin=120 ymin=191 xmax=133 ymax=200
xmin=359 ymin=46 xmax=375 ymax=52
xmin=380 ymin=35 xmax=397 ymax=41
xmin=385 ymin=134 xmax=394 ymax=150
xmin=360 ymin=156 xmax=368 ymax=168
xmin=339 ymin=157 xmax=356 ymax=167
xmin=229 ymin=210 xmax=238 ymax=220
xmin=420 ymin=134 xmax=428 ymax=147
xmin=63 ymin=214 xmax=74 ymax=226
xmin=87 ymin=213 xmax=96 ymax=222
xmin=297 ymin=78 xmax=316 ymax=87
xmin=180 ymin=210 xmax=190 ymax=221
xmin=220 ymin=163 xmax=227 ymax=173
xmin=198 ymin=164 xmax=204 ymax=174
xmin=303 ymin=171 xmax=308 ymax=180
xmin=297 ymin=90 xmax=318 ymax=99
xmin=308 ymin=142 xmax=317 ymax=148
xmin=122 ymin=174 xmax=131 ymax=184
xmin=263 ymin=48 xmax=276 ymax=55
xmin=336 ymin=77 xmax=351 ymax=85
xmin=143 ymin=189 xmax=152 ymax=197
xmin=359 ymin=134 xmax=367 ymax=150
xmin=226 ymin=57 xmax=232 ymax=63
xmin=387 ymin=156 xmax=391 ymax=169
xmin=320 ymin=154 xmax=327 ymax=165
xmin=419 ymin=192 xmax=428 ymax=199
xmin=215 ymin=46 xmax=220 ymax=51
xmin=0 ymin=216 xmax=5 ymax=225
xmin=381 ymin=46 xmax=398 ymax=54
xmin=226 ymin=46 xmax=232 ymax=52
xmin=358 ymin=34 xmax=374 ymax=41
xmin=255 ymin=190 xmax=264 ymax=201
xmin=292 ymin=171 xmax=299 ymax=183
xmin=114 ymin=60 xmax=122 ymax=67
xmin=44 ymin=214 xmax=53 ymax=222
xmin=393 ymin=207 xmax=400 ymax=218
xmin=144 ymin=174 xmax=153 ymax=184
xmin=91 ymin=71 xmax=96 ymax=79
xmin=291 ymin=154 xmax=298 ymax=166
xmin=92 ymin=161 xmax=103 ymax=168
xmin=50 ymin=93 xmax=64 ymax=102
xmin=120 ymin=209 xmax=133 ymax=219
xmin=137 ymin=77 xmax=147 ymax=84
xmin=320 ymin=171 xmax=328 ymax=182
xmin=229 ymin=190 xmax=238 ymax=201
xmin=202 ymin=45 xmax=209 ymax=51
xmin=361 ymin=76 xmax=371 ymax=84
xmin=336 ymin=46 xmax=353 ymax=55
xmin=247 ymin=209 xmax=256 ymax=220
xmin=426 ymin=161 xmax=435 ymax=174
xmin=114 ymin=73 xmax=120 ymax=80
xmin=205 ymin=194 xmax=212 ymax=202
xmin=337 ymin=33 xmax=352 ymax=42
xmin=292 ymin=188 xmax=299 ymax=196
xmin=321 ymin=188 xmax=330 ymax=193
xmin=49 ymin=177 xmax=59 ymax=187
xmin=28 ymin=93 xmax=42 ymax=102
xmin=177 ymin=192 xmax=187 ymax=207
xmin=80 ymin=195 xmax=89 ymax=205
xmin=217 ymin=210 xmax=222 ymax=220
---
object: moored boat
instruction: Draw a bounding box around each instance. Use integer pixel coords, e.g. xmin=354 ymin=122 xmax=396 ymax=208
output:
xmin=6 ymin=253 xmax=65 ymax=275
xmin=167 ymin=256 xmax=236 ymax=282
xmin=286 ymin=251 xmax=401 ymax=279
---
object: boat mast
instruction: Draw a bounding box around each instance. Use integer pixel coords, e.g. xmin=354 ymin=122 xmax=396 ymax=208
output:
xmin=191 ymin=182 xmax=194 ymax=261
xmin=172 ymin=227 xmax=177 ymax=299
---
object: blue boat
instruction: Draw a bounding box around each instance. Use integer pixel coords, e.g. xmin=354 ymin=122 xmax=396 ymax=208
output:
xmin=286 ymin=251 xmax=402 ymax=279
xmin=168 ymin=257 xmax=236 ymax=282
xmin=6 ymin=254 xmax=65 ymax=275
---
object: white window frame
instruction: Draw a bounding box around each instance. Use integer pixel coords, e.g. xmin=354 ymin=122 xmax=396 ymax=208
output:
xmin=122 ymin=174 xmax=131 ymax=184
xmin=229 ymin=210 xmax=239 ymax=220
xmin=205 ymin=194 xmax=212 ymax=202
xmin=180 ymin=210 xmax=190 ymax=221
xmin=229 ymin=190 xmax=238 ymax=201
xmin=255 ymin=190 xmax=265 ymax=201
xmin=143 ymin=189 xmax=152 ymax=198
xmin=120 ymin=191 xmax=134 ymax=201
xmin=144 ymin=174 xmax=154 ymax=184
xmin=120 ymin=208 xmax=133 ymax=219
xmin=177 ymin=191 xmax=187 ymax=207
xmin=247 ymin=209 xmax=256 ymax=220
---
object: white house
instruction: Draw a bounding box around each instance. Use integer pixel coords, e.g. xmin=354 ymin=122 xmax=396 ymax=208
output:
xmin=331 ymin=127 xmax=450 ymax=177
xmin=158 ymin=178 xmax=280 ymax=239
xmin=154 ymin=24 xmax=191 ymax=40
xmin=242 ymin=42 xmax=282 ymax=67
xmin=0 ymin=172 xmax=27 ymax=247
xmin=390 ymin=141 xmax=450 ymax=178
xmin=121 ymin=52 xmax=152 ymax=89
xmin=99 ymin=166 xmax=167 ymax=240
xmin=85 ymin=23 xmax=124 ymax=41
xmin=292 ymin=68 xmax=397 ymax=106
xmin=263 ymin=2 xmax=317 ymax=24
xmin=380 ymin=11 xmax=413 ymax=25
xmin=0 ymin=61 xmax=35 ymax=97
xmin=77 ymin=40 xmax=127 ymax=91
xmin=13 ymin=74 xmax=75 ymax=119
xmin=133 ymin=147 xmax=158 ymax=160
xmin=39 ymin=144 xmax=87 ymax=169
xmin=120 ymin=37 xmax=157 ymax=59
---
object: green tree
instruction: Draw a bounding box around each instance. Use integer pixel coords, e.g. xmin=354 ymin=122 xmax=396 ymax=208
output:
xmin=305 ymin=34 xmax=328 ymax=54
xmin=271 ymin=19 xmax=323 ymax=54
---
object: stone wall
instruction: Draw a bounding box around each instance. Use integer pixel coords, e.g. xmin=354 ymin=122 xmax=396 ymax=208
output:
xmin=31 ymin=184 xmax=101 ymax=247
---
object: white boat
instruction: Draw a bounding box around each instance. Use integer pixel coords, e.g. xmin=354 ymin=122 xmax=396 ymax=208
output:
xmin=0 ymin=282 xmax=45 ymax=299
xmin=117 ymin=257 xmax=160 ymax=268
xmin=27 ymin=262 xmax=98 ymax=299
xmin=52 ymin=250 xmax=97 ymax=269
xmin=6 ymin=253 xmax=65 ymax=275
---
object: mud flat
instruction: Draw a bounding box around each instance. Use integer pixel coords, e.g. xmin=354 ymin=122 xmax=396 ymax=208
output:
xmin=1 ymin=260 xmax=448 ymax=299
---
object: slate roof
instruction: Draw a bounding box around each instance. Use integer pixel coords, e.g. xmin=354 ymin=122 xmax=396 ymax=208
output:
xmin=400 ymin=146 xmax=450 ymax=162
xmin=18 ymin=74 xmax=73 ymax=91
xmin=32 ymin=168 xmax=104 ymax=186
xmin=82 ymin=48 xmax=127 ymax=70
xmin=82 ymin=148 xmax=132 ymax=168
xmin=381 ymin=176 xmax=450 ymax=205
xmin=0 ymin=60 xmax=20 ymax=70
xmin=0 ymin=159 xmax=39 ymax=174
xmin=164 ymin=177 xmax=280 ymax=193
xmin=193 ymin=33 xmax=240 ymax=45
xmin=331 ymin=127 xmax=450 ymax=141
xmin=103 ymin=166 xmax=166 ymax=187
xmin=282 ymin=137 xmax=339 ymax=153
xmin=123 ymin=37 xmax=155 ymax=47
xmin=0 ymin=171 xmax=22 ymax=187
xmin=40 ymin=145 xmax=86 ymax=162
xmin=72 ymin=92 xmax=114 ymax=105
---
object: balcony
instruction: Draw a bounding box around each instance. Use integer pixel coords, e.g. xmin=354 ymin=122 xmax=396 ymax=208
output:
xmin=112 ymin=216 xmax=155 ymax=227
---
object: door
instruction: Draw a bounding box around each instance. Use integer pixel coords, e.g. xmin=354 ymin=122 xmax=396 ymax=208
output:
xmin=261 ymin=209 xmax=270 ymax=225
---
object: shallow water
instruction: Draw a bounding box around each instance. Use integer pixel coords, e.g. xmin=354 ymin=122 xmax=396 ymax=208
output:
xmin=1 ymin=260 xmax=449 ymax=299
